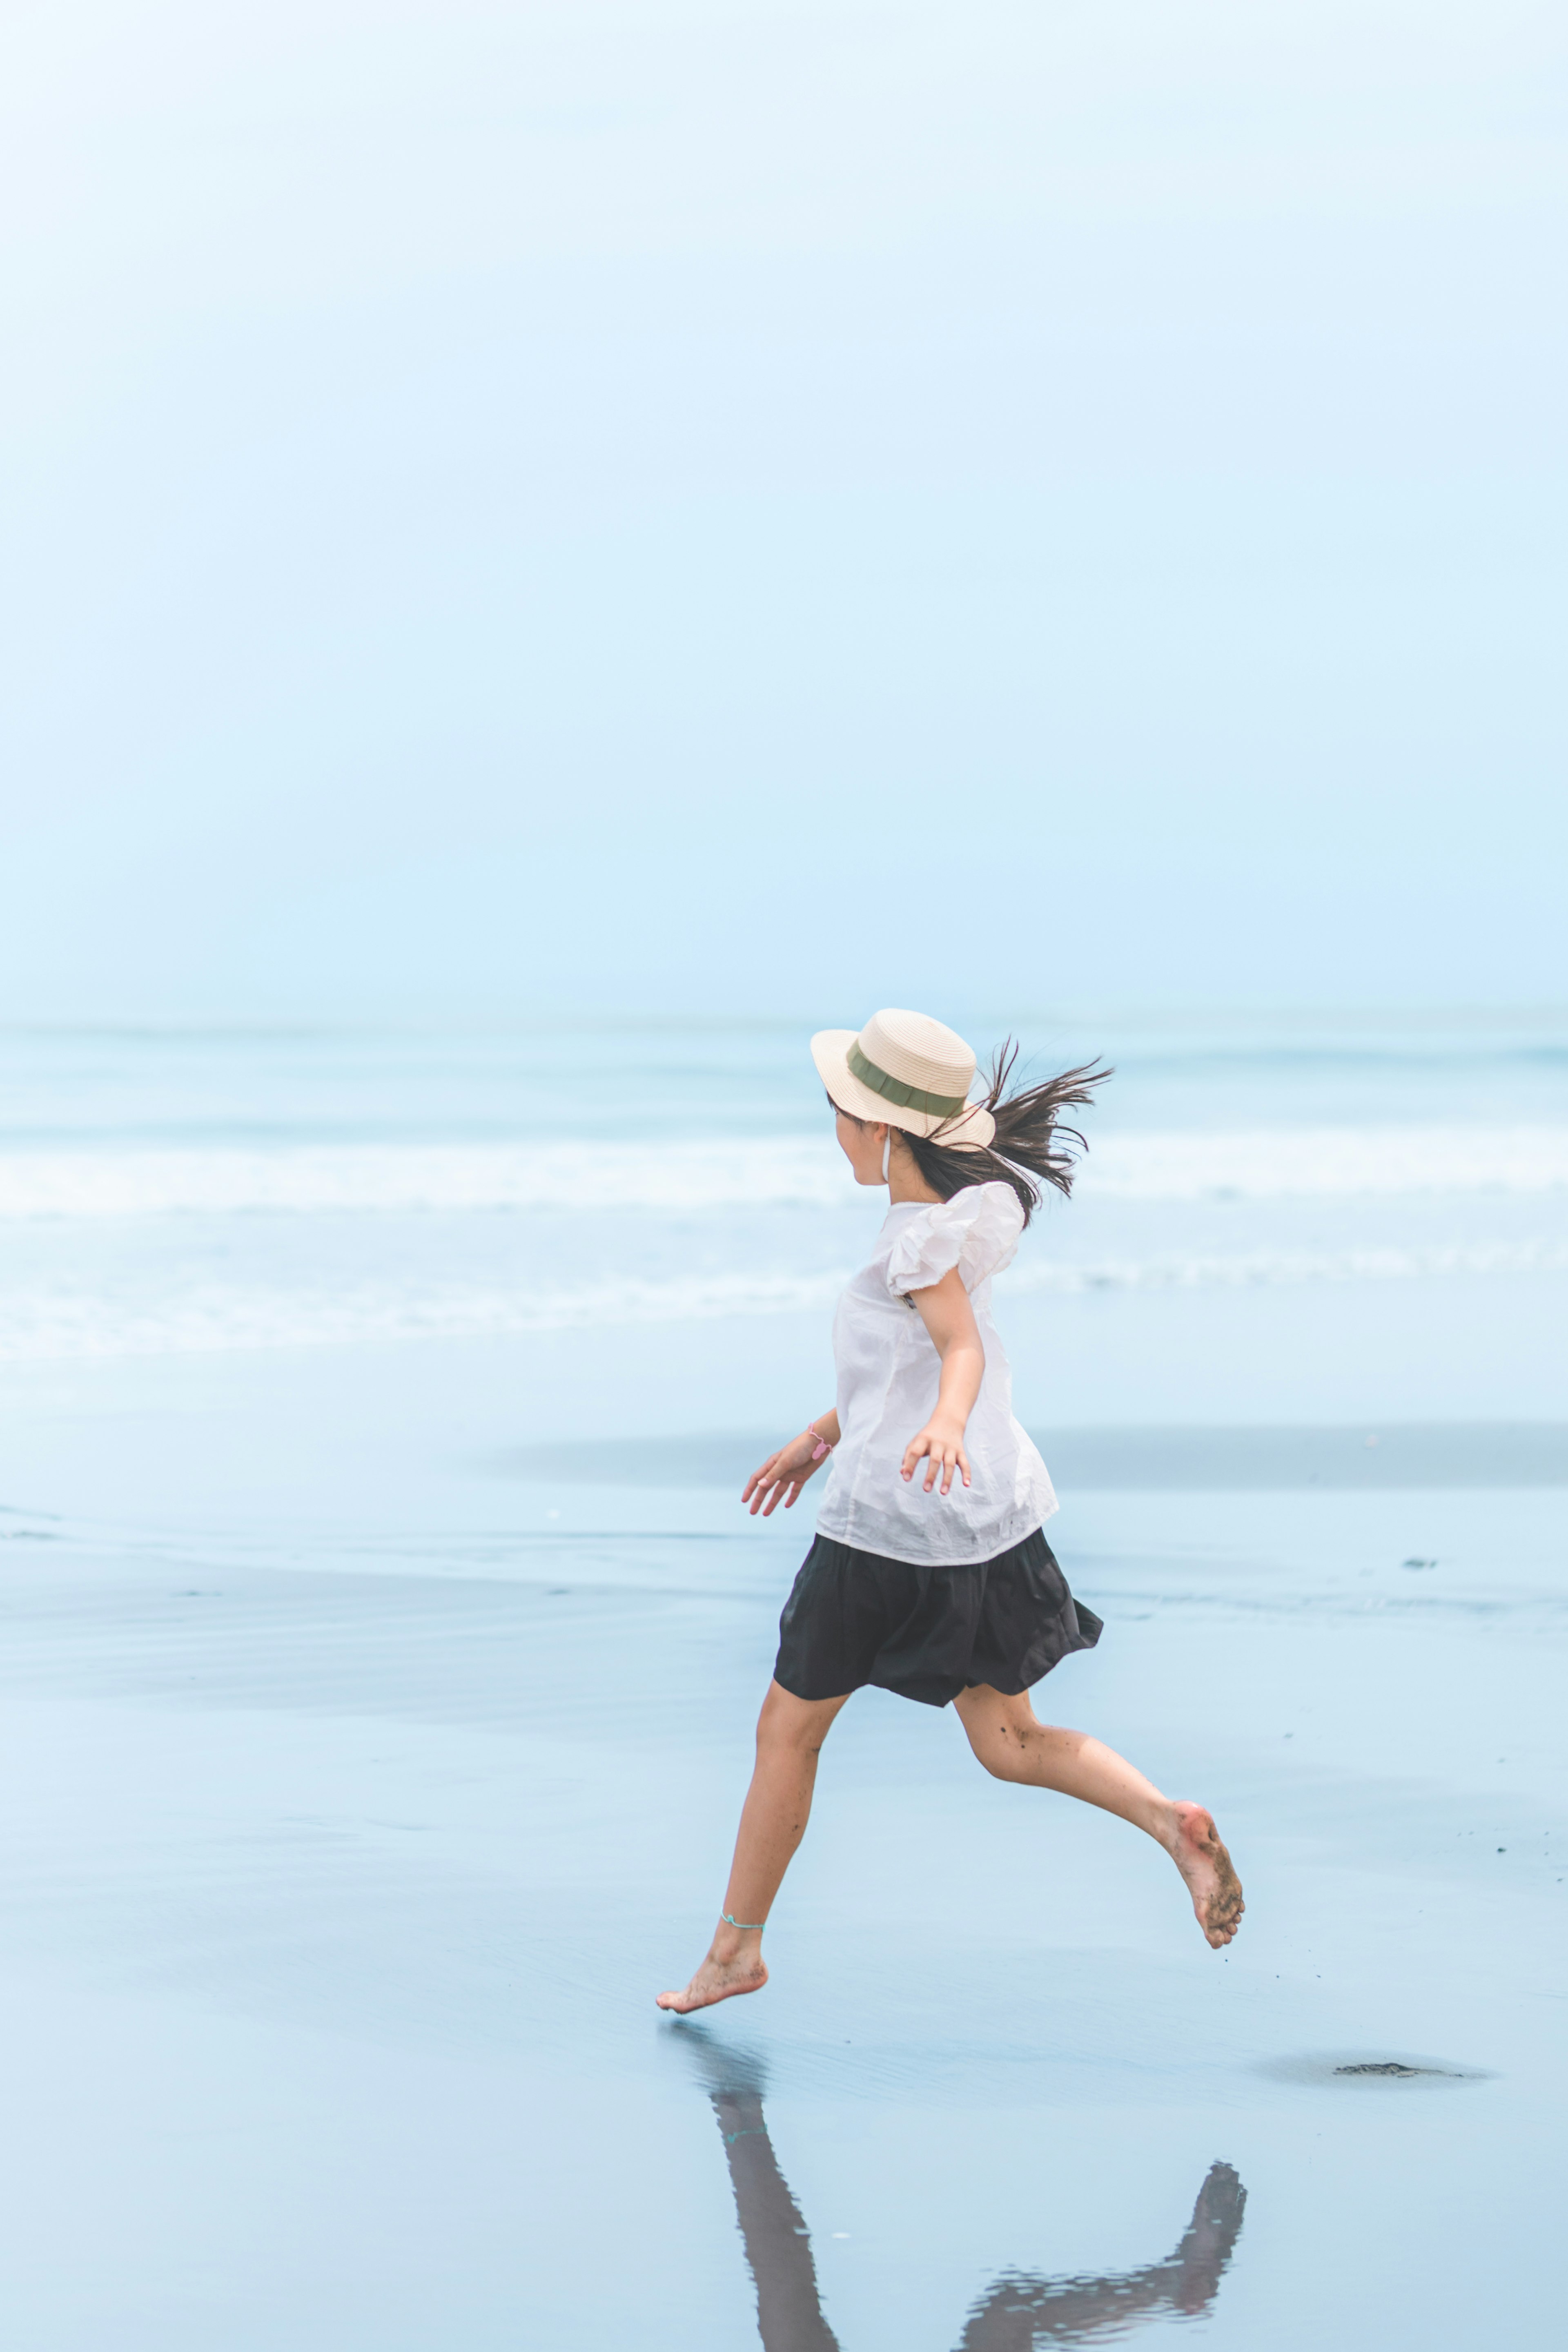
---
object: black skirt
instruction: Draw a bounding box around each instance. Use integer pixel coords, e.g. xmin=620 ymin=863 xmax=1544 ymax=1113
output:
xmin=773 ymin=1527 xmax=1103 ymax=1710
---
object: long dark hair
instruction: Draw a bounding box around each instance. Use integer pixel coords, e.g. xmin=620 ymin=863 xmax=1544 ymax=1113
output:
xmin=835 ymin=1041 xmax=1110 ymax=1229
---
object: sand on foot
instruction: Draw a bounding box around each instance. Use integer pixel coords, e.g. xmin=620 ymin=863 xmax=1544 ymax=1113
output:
xmin=1168 ymin=1802 xmax=1245 ymax=1948
xmin=655 ymin=1952 xmax=768 ymax=2016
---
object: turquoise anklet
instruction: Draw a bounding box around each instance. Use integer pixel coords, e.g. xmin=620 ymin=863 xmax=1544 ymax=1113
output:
xmin=722 ymin=1911 xmax=766 ymax=1931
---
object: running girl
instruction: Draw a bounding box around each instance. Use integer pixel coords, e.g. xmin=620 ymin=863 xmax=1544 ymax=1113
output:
xmin=657 ymin=1009 xmax=1243 ymax=2015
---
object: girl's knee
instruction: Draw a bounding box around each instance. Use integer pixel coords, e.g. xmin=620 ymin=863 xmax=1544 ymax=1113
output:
xmin=756 ymin=1690 xmax=841 ymax=1757
xmin=971 ymin=1727 xmax=1029 ymax=1782
xmin=758 ymin=1723 xmax=824 ymax=1764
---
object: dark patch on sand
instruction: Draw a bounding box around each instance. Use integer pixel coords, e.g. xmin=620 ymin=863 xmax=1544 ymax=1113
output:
xmin=493 ymin=1422 xmax=1568 ymax=1491
xmin=1261 ymin=2051 xmax=1490 ymax=2088
xmin=1335 ymin=2061 xmax=1452 ymax=2078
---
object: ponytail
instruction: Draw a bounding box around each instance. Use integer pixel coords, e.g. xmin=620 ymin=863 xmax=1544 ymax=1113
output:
xmin=896 ymin=1043 xmax=1110 ymax=1228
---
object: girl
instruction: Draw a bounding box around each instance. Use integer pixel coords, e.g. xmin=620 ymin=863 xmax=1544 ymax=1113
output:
xmin=657 ymin=1008 xmax=1243 ymax=2016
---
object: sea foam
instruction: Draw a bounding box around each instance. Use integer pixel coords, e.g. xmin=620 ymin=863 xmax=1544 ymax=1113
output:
xmin=2 ymin=1124 xmax=1567 ymax=1220
xmin=5 ymin=1239 xmax=1567 ymax=1359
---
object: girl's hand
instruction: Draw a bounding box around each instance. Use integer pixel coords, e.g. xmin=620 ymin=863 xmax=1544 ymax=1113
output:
xmin=900 ymin=1417 xmax=972 ymax=1497
xmin=743 ymin=1429 xmax=830 ymax=1517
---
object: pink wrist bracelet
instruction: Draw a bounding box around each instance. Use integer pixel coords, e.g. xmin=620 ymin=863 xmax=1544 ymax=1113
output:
xmin=806 ymin=1422 xmax=833 ymax=1462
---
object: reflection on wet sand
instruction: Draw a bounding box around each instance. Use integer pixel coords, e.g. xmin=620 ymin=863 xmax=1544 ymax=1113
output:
xmin=710 ymin=2079 xmax=840 ymax=2352
xmin=697 ymin=2054 xmax=1245 ymax=2351
xmin=953 ymin=2164 xmax=1246 ymax=2349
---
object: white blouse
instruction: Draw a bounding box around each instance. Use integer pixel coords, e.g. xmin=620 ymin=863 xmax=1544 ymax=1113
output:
xmin=812 ymin=1181 xmax=1058 ymax=1567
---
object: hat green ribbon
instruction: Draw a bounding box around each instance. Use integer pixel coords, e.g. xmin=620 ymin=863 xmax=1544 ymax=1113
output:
xmin=847 ymin=1039 xmax=968 ymax=1119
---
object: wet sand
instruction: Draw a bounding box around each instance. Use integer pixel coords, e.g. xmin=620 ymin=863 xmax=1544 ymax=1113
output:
xmin=0 ymin=1343 xmax=1564 ymax=2346
xmin=506 ymin=1418 xmax=1568 ymax=1490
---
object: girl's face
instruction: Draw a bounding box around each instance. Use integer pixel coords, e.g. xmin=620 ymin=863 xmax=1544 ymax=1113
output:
xmin=835 ymin=1107 xmax=891 ymax=1186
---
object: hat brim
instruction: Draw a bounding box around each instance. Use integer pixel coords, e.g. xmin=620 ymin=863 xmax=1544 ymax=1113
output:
xmin=810 ymin=1029 xmax=996 ymax=1151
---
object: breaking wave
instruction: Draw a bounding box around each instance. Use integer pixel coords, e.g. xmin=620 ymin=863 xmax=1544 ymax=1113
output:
xmin=2 ymin=1124 xmax=1568 ymax=1219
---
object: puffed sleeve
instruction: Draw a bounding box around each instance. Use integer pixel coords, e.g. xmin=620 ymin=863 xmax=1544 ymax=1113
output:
xmin=884 ymin=1182 xmax=1025 ymax=1297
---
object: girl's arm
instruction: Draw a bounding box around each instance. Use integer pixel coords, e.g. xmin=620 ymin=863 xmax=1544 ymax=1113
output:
xmin=901 ymin=1265 xmax=984 ymax=1496
xmin=743 ymin=1410 xmax=841 ymax=1517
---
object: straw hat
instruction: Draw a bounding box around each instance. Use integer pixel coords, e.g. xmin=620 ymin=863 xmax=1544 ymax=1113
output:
xmin=811 ymin=1009 xmax=996 ymax=1151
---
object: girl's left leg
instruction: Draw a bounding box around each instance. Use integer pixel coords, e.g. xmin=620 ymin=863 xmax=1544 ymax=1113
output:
xmin=953 ymin=1683 xmax=1244 ymax=1948
xmin=657 ymin=1682 xmax=850 ymax=2015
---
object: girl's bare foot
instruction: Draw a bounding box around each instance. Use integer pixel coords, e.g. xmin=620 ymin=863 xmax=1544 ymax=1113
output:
xmin=1166 ymin=1802 xmax=1245 ymax=1948
xmin=656 ymin=1941 xmax=768 ymax=2015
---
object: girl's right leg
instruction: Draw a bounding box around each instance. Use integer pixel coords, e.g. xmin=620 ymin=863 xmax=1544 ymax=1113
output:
xmin=953 ymin=1683 xmax=1244 ymax=1948
xmin=657 ymin=1681 xmax=850 ymax=2015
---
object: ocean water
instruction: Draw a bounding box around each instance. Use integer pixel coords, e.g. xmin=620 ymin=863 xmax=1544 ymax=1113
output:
xmin=2 ymin=1015 xmax=1565 ymax=2348
xmin=4 ymin=1011 xmax=1566 ymax=1381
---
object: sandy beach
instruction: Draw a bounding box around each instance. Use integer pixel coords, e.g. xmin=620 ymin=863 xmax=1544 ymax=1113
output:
xmin=2 ymin=1320 xmax=1564 ymax=2347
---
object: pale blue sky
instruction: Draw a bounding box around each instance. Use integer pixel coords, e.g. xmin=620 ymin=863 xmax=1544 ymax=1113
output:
xmin=1 ymin=0 xmax=1563 ymax=1019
